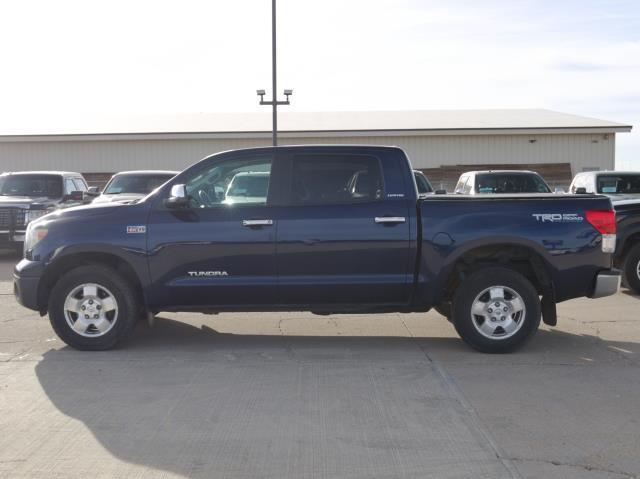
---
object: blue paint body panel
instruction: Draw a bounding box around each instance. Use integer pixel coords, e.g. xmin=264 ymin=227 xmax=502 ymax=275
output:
xmin=14 ymin=145 xmax=615 ymax=314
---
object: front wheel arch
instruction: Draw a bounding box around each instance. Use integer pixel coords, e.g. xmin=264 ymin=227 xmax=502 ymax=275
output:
xmin=38 ymin=252 xmax=145 ymax=314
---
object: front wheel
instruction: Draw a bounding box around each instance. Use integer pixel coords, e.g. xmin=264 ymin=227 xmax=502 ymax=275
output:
xmin=452 ymin=267 xmax=541 ymax=353
xmin=48 ymin=265 xmax=139 ymax=350
xmin=623 ymin=244 xmax=640 ymax=295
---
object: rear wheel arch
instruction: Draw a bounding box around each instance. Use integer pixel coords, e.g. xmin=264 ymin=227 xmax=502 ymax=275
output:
xmin=38 ymin=252 xmax=145 ymax=313
xmin=447 ymin=244 xmax=551 ymax=292
xmin=435 ymin=244 xmax=553 ymax=316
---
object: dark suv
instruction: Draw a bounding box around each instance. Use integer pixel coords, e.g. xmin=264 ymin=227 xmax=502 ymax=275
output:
xmin=0 ymin=171 xmax=92 ymax=252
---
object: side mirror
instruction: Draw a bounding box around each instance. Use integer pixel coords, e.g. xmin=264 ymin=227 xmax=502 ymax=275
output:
xmin=87 ymin=186 xmax=100 ymax=195
xmin=554 ymin=187 xmax=565 ymax=194
xmin=434 ymin=189 xmax=447 ymax=195
xmin=575 ymin=187 xmax=587 ymax=194
xmin=164 ymin=184 xmax=190 ymax=208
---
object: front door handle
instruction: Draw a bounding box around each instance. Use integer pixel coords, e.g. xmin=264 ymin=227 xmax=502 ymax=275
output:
xmin=242 ymin=219 xmax=274 ymax=227
xmin=374 ymin=216 xmax=406 ymax=224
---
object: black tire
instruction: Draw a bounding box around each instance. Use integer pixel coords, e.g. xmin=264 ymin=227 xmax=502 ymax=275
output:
xmin=452 ymin=267 xmax=541 ymax=353
xmin=48 ymin=264 xmax=139 ymax=350
xmin=623 ymin=244 xmax=640 ymax=295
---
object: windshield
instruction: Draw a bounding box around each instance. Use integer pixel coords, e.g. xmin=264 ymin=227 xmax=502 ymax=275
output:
xmin=0 ymin=174 xmax=63 ymax=198
xmin=226 ymin=175 xmax=269 ymax=198
xmin=104 ymin=174 xmax=175 ymax=195
xmin=414 ymin=172 xmax=433 ymax=193
xmin=597 ymin=175 xmax=640 ymax=195
xmin=475 ymin=173 xmax=551 ymax=194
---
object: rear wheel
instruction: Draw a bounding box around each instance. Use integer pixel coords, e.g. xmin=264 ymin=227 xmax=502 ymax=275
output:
xmin=452 ymin=267 xmax=541 ymax=353
xmin=48 ymin=265 xmax=139 ymax=350
xmin=623 ymin=244 xmax=640 ymax=295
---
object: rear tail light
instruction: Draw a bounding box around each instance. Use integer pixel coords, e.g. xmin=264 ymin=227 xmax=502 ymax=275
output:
xmin=585 ymin=209 xmax=616 ymax=253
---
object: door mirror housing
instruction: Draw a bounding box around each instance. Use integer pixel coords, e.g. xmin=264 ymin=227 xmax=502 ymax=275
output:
xmin=165 ymin=184 xmax=190 ymax=208
xmin=87 ymin=186 xmax=100 ymax=195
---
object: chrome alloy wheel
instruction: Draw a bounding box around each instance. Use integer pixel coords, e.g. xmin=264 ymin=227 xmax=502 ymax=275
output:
xmin=636 ymin=258 xmax=640 ymax=281
xmin=470 ymin=286 xmax=526 ymax=340
xmin=63 ymin=283 xmax=119 ymax=337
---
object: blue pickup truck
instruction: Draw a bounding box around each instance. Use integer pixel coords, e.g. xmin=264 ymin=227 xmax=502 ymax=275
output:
xmin=14 ymin=146 xmax=620 ymax=353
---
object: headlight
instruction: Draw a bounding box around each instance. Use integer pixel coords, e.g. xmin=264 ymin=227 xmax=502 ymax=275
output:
xmin=24 ymin=222 xmax=48 ymax=254
xmin=25 ymin=208 xmax=51 ymax=223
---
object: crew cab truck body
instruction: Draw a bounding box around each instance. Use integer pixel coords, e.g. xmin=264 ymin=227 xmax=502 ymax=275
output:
xmin=611 ymin=199 xmax=640 ymax=294
xmin=569 ymin=171 xmax=640 ymax=293
xmin=0 ymin=171 xmax=93 ymax=251
xmin=14 ymin=146 xmax=620 ymax=353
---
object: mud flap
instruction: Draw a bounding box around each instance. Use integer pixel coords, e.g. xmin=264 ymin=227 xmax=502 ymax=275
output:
xmin=541 ymin=295 xmax=557 ymax=326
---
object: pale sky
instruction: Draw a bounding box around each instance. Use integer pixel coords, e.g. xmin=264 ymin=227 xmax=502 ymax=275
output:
xmin=1 ymin=0 xmax=638 ymax=168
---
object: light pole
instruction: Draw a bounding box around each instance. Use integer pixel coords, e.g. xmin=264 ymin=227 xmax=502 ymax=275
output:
xmin=257 ymin=0 xmax=292 ymax=146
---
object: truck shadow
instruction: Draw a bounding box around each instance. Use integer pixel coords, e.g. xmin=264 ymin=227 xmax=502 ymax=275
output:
xmin=33 ymin=317 xmax=640 ymax=478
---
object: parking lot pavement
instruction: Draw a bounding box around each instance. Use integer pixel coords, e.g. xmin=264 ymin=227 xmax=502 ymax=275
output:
xmin=0 ymin=267 xmax=639 ymax=478
xmin=0 ymin=249 xmax=20 ymax=281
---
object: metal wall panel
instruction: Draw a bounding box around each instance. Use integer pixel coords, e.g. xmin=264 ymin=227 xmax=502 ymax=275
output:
xmin=0 ymin=133 xmax=615 ymax=175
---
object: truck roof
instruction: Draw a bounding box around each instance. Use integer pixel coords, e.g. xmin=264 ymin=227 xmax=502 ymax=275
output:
xmin=581 ymin=171 xmax=640 ymax=175
xmin=0 ymin=170 xmax=83 ymax=177
xmin=111 ymin=170 xmax=179 ymax=176
xmin=463 ymin=170 xmax=540 ymax=175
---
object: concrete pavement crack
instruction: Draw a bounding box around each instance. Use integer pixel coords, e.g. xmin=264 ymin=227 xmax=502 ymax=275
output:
xmin=504 ymin=456 xmax=638 ymax=478
xmin=401 ymin=317 xmax=524 ymax=479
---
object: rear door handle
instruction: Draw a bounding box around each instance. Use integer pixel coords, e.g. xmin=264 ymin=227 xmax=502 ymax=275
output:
xmin=242 ymin=219 xmax=274 ymax=227
xmin=374 ymin=216 xmax=406 ymax=224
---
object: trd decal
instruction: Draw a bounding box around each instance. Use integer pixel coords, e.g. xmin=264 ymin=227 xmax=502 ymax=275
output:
xmin=532 ymin=213 xmax=584 ymax=223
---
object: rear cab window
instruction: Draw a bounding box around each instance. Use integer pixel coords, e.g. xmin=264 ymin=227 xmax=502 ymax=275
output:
xmin=475 ymin=173 xmax=550 ymax=193
xmin=597 ymin=174 xmax=640 ymax=194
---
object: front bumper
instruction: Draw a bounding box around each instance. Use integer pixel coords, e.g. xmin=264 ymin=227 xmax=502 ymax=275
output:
xmin=13 ymin=259 xmax=43 ymax=311
xmin=589 ymin=270 xmax=621 ymax=299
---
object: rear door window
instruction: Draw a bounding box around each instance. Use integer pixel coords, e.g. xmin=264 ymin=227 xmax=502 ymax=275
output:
xmin=290 ymin=155 xmax=383 ymax=205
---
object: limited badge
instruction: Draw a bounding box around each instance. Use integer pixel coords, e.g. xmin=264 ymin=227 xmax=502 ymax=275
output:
xmin=126 ymin=225 xmax=147 ymax=234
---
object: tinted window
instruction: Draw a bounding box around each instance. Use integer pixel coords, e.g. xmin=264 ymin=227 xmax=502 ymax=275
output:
xmin=291 ymin=155 xmax=383 ymax=205
xmin=597 ymin=175 xmax=640 ymax=194
xmin=104 ymin=174 xmax=175 ymax=195
xmin=475 ymin=173 xmax=550 ymax=193
xmin=184 ymin=157 xmax=271 ymax=207
xmin=0 ymin=174 xmax=63 ymax=198
xmin=414 ymin=171 xmax=433 ymax=194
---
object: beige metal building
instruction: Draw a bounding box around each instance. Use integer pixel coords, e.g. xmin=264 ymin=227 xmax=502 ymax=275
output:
xmin=0 ymin=109 xmax=631 ymax=189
